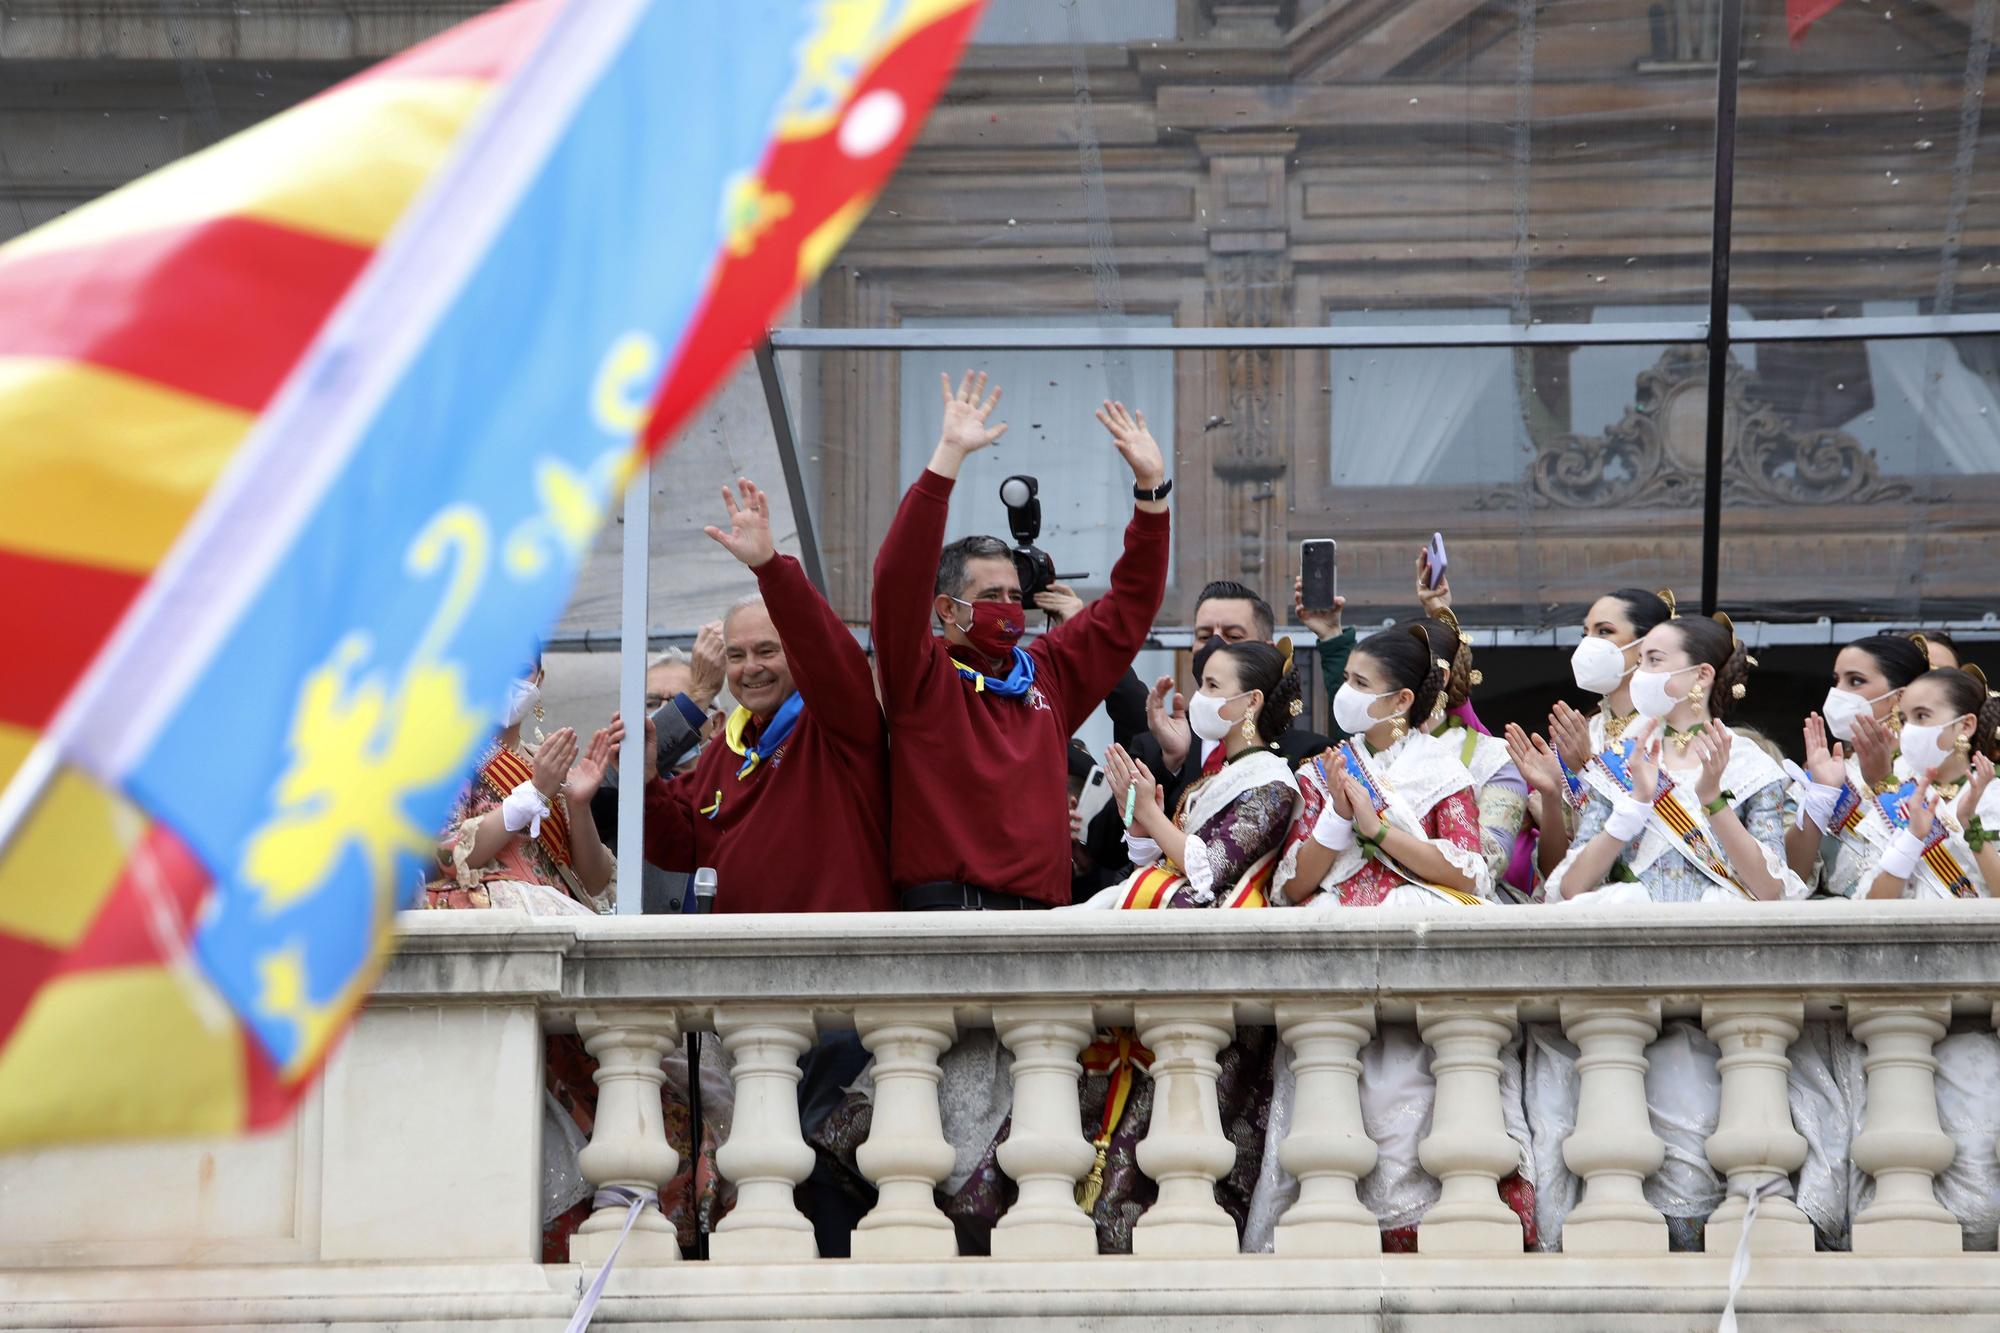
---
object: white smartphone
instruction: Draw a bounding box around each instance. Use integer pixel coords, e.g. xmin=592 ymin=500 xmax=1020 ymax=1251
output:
xmin=1073 ymin=765 xmax=1113 ymax=830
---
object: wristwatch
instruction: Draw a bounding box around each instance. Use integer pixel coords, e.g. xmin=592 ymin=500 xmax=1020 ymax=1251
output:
xmin=1133 ymin=478 xmax=1173 ymax=502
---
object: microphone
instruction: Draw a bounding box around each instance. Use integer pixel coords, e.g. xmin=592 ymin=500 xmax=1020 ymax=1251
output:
xmin=692 ymin=867 xmax=718 ymax=915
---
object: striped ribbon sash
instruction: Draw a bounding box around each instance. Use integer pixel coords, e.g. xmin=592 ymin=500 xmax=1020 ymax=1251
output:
xmin=1877 ymin=783 xmax=1979 ymax=899
xmin=1329 ymin=741 xmax=1482 ymax=904
xmin=1076 ymin=1029 xmax=1154 ymax=1212
xmin=1593 ymin=745 xmax=1753 ymax=900
xmin=478 ymin=747 xmax=572 ymax=869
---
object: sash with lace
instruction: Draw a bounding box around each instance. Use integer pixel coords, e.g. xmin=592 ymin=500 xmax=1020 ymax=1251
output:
xmin=1859 ymin=778 xmax=1980 ymax=899
xmin=1307 ymin=739 xmax=1485 ymax=906
xmin=1590 ymin=739 xmax=1754 ymax=901
xmin=1114 ymin=748 xmax=1294 ymax=909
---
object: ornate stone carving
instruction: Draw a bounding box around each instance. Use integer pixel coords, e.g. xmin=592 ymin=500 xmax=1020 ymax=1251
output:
xmin=1484 ymin=347 xmax=1910 ymax=510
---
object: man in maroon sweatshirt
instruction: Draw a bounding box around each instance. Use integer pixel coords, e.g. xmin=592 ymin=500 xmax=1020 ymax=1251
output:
xmin=874 ymin=371 xmax=1171 ymax=910
xmin=643 ymin=478 xmax=892 ymax=913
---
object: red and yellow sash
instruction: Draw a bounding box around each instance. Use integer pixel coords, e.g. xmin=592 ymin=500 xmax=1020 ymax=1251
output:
xmin=477 ymin=746 xmax=572 ymax=869
xmin=1878 ymin=783 xmax=1980 ymax=899
xmin=1076 ymin=1029 xmax=1153 ymax=1211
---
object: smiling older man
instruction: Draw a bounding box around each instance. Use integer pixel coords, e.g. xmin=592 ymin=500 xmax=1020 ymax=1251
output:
xmin=642 ymin=478 xmax=892 ymax=913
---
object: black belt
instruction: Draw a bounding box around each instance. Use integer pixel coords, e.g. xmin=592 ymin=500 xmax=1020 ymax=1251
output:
xmin=900 ymin=882 xmax=1051 ymax=912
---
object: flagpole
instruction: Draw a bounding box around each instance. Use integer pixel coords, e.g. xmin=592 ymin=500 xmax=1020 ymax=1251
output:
xmin=614 ymin=452 xmax=651 ymax=916
xmin=0 ymin=737 xmax=61 ymax=864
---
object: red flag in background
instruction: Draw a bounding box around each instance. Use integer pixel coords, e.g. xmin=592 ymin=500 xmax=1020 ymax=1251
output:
xmin=1788 ymin=0 xmax=1844 ymax=43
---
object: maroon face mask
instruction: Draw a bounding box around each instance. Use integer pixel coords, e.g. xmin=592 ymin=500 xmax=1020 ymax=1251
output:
xmin=951 ymin=597 xmax=1026 ymax=659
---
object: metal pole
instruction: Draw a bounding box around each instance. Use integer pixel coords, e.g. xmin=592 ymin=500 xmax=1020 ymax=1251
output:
xmin=1699 ymin=0 xmax=1744 ymax=616
xmin=614 ymin=454 xmax=650 ymax=915
xmin=754 ymin=341 xmax=828 ymax=594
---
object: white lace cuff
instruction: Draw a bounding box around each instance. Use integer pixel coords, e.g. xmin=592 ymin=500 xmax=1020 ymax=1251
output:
xmin=1879 ymin=828 xmax=1924 ymax=881
xmin=1312 ymin=805 xmax=1356 ymax=851
xmin=502 ymin=779 xmax=551 ymax=838
xmin=1182 ymin=836 xmax=1217 ymax=903
xmin=1604 ymin=793 xmax=1652 ymax=843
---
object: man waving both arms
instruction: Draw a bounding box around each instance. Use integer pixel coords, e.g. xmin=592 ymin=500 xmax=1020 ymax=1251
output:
xmin=872 ymin=370 xmax=1172 ymax=910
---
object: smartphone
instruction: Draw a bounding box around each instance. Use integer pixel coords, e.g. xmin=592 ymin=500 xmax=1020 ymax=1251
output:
xmin=1424 ymin=531 xmax=1448 ymax=590
xmin=1300 ymin=539 xmax=1338 ymax=610
xmin=1073 ymin=765 xmax=1113 ymax=830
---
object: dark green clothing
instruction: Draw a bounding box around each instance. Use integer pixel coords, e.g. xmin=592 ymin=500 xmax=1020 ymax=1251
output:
xmin=1314 ymin=626 xmax=1359 ymax=742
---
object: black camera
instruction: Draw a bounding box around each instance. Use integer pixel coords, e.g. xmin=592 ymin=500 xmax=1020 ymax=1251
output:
xmin=999 ymin=474 xmax=1089 ymax=610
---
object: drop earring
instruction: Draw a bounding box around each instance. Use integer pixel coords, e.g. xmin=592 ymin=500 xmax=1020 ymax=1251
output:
xmin=1240 ymin=713 xmax=1257 ymax=744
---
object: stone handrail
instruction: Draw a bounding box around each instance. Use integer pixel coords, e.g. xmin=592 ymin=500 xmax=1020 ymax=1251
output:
xmin=384 ymin=901 xmax=2000 ymax=1264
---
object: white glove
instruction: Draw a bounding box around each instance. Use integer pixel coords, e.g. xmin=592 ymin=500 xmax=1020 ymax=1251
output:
xmin=1311 ymin=804 xmax=1356 ymax=852
xmin=501 ymin=779 xmax=552 ymax=839
xmin=1604 ymin=792 xmax=1653 ymax=843
xmin=1878 ymin=828 xmax=1925 ymax=881
xmin=1782 ymin=760 xmax=1841 ymax=835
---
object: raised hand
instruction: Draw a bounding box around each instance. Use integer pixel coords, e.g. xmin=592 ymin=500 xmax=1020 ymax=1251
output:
xmin=1505 ymin=722 xmax=1565 ymax=800
xmin=566 ymin=719 xmax=621 ymax=804
xmin=1415 ymin=549 xmax=1453 ymax=620
xmin=1852 ymin=713 xmax=1897 ymax=789
xmin=1692 ymin=726 xmax=1733 ymax=807
xmin=1549 ymin=700 xmax=1594 ymax=773
xmin=704 ymin=477 xmax=777 ymax=568
xmin=1095 ymin=400 xmax=1166 ymax=490
xmin=688 ymin=621 xmax=726 ymax=709
xmin=1293 ymin=575 xmax=1345 ymax=639
xmin=1628 ymin=720 xmax=1663 ymax=804
xmin=1034 ymin=582 xmax=1085 ymax=625
xmin=1803 ymin=714 xmax=1848 ymax=788
xmin=1342 ymin=774 xmax=1382 ymax=840
xmin=532 ymin=727 xmax=579 ymax=799
xmin=1146 ymin=674 xmax=1191 ymax=771
xmin=935 ymin=370 xmax=1008 ymax=462
xmin=1959 ymin=752 xmax=1994 ymax=829
xmin=1908 ymin=773 xmax=1941 ymax=842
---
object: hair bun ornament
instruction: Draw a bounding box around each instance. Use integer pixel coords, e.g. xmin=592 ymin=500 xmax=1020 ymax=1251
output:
xmin=1713 ymin=609 xmax=1738 ymax=646
xmin=1288 ymin=697 xmax=1305 ymax=717
xmin=1435 ymin=605 xmax=1462 ymax=635
xmin=1469 ymin=668 xmax=1485 ymax=687
xmin=1277 ymin=634 xmax=1295 ymax=674
xmin=1731 ymin=682 xmax=1747 ymax=700
xmin=1967 ymin=662 xmax=1992 ymax=697
xmin=1909 ymin=630 xmax=1931 ymax=658
xmin=1658 ymin=587 xmax=1679 ymax=619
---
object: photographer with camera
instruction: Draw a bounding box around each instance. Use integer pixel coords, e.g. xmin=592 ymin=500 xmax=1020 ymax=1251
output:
xmin=872 ymin=371 xmax=1170 ymax=910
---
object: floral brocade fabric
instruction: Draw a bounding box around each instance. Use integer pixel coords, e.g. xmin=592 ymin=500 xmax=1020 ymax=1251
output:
xmin=1325 ymin=787 xmax=1483 ymax=906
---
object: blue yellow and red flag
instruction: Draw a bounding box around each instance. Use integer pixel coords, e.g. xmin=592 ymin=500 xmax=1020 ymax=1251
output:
xmin=0 ymin=0 xmax=982 ymax=1150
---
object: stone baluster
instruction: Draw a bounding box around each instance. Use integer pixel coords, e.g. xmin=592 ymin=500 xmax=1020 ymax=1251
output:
xmin=709 ymin=1006 xmax=819 ymax=1262
xmin=1132 ymin=1001 xmax=1239 ymax=1256
xmin=569 ymin=1008 xmax=684 ymax=1264
xmin=1559 ymin=997 xmax=1668 ymax=1253
xmin=1848 ymin=997 xmax=1961 ymax=1254
xmin=1415 ymin=1000 xmax=1523 ymax=1253
xmin=991 ymin=1004 xmax=1097 ymax=1258
xmin=1702 ymin=999 xmax=1813 ymax=1254
xmin=1271 ymin=1001 xmax=1379 ymax=1256
xmin=849 ymin=1005 xmax=958 ymax=1259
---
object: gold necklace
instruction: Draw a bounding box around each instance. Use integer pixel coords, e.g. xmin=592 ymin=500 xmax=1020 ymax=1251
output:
xmin=1664 ymin=722 xmax=1706 ymax=755
xmin=1603 ymin=710 xmax=1637 ymax=742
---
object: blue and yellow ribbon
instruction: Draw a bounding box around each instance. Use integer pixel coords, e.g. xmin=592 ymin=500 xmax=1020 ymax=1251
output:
xmin=722 ymin=690 xmax=802 ymax=780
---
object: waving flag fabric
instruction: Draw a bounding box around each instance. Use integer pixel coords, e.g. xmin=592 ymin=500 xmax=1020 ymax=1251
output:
xmin=0 ymin=0 xmax=981 ymax=1149
xmin=1787 ymin=0 xmax=1843 ymax=42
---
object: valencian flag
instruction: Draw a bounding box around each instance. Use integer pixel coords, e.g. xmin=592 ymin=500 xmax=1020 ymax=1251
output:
xmin=0 ymin=0 xmax=982 ymax=1149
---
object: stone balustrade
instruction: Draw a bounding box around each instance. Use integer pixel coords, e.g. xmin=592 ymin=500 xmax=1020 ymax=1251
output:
xmin=8 ymin=901 xmax=2000 ymax=1331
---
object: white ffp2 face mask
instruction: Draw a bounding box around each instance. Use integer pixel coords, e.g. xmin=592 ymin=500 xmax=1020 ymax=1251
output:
xmin=1899 ymin=716 xmax=1969 ymax=776
xmin=1570 ymin=636 xmax=1635 ymax=696
xmin=1821 ymin=686 xmax=1900 ymax=742
xmin=1333 ymin=683 xmax=1391 ymax=737
xmin=1189 ymin=689 xmax=1250 ymax=742
xmin=1630 ymin=664 xmax=1698 ymax=720
xmin=502 ymin=678 xmax=541 ymax=728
